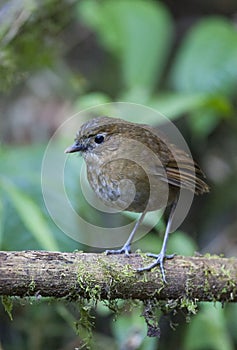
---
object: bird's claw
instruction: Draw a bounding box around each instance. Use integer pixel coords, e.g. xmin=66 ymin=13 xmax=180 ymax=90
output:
xmin=105 ymin=244 xmax=131 ymax=257
xmin=137 ymin=252 xmax=175 ymax=283
xmin=146 ymin=253 xmax=175 ymax=260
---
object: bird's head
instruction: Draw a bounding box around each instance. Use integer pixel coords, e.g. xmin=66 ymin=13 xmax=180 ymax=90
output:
xmin=65 ymin=116 xmax=136 ymax=160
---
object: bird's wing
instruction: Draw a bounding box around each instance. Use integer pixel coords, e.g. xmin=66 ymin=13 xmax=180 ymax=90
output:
xmin=164 ymin=148 xmax=209 ymax=194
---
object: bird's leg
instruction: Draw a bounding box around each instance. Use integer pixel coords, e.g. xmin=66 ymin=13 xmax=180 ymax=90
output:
xmin=105 ymin=210 xmax=147 ymax=256
xmin=137 ymin=198 xmax=178 ymax=283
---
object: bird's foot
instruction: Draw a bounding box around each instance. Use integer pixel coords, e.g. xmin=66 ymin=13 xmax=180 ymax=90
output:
xmin=105 ymin=244 xmax=131 ymax=257
xmin=137 ymin=252 xmax=175 ymax=283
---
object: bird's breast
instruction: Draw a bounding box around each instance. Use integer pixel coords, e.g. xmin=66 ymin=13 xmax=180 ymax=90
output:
xmin=85 ymin=158 xmax=176 ymax=213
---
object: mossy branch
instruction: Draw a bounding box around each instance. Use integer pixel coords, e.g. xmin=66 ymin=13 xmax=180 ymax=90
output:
xmin=0 ymin=251 xmax=236 ymax=302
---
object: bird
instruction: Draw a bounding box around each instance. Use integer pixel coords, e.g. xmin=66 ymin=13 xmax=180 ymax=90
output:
xmin=65 ymin=116 xmax=209 ymax=282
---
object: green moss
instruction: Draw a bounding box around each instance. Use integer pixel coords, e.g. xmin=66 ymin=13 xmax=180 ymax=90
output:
xmin=73 ymin=254 xmax=237 ymax=339
xmin=143 ymin=299 xmax=162 ymax=337
xmin=1 ymin=295 xmax=13 ymax=321
xmin=77 ymin=271 xmax=102 ymax=302
xmin=180 ymin=297 xmax=198 ymax=315
xmin=201 ymin=262 xmax=236 ymax=302
xmin=74 ymin=299 xmax=95 ymax=348
xmin=219 ymin=277 xmax=236 ymax=302
xmin=29 ymin=279 xmax=36 ymax=292
xmin=203 ymin=253 xmax=223 ymax=259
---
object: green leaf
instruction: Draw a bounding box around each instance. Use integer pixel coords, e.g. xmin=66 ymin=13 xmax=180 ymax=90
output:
xmin=168 ymin=231 xmax=197 ymax=256
xmin=226 ymin=304 xmax=237 ymax=344
xmin=1 ymin=296 xmax=13 ymax=321
xmin=184 ymin=303 xmax=234 ymax=350
xmin=0 ymin=176 xmax=59 ymax=250
xmin=74 ymin=92 xmax=111 ymax=112
xmin=187 ymin=95 xmax=233 ymax=137
xmin=170 ymin=17 xmax=237 ymax=96
xmin=0 ymin=195 xmax=4 ymax=248
xmin=78 ymin=0 xmax=173 ymax=94
xmin=188 ymin=109 xmax=221 ymax=138
xmin=112 ymin=305 xmax=158 ymax=349
xmin=149 ymin=92 xmax=208 ymax=119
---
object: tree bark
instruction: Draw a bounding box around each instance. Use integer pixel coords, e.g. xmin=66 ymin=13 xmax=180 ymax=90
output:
xmin=0 ymin=250 xmax=236 ymax=302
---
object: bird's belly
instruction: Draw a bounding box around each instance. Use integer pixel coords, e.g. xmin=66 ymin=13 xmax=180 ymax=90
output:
xmin=87 ymin=166 xmax=176 ymax=213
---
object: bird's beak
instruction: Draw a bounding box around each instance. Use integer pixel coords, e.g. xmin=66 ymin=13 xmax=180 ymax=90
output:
xmin=64 ymin=142 xmax=82 ymax=154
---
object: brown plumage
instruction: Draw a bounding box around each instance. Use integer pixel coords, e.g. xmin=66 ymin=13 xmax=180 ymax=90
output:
xmin=65 ymin=116 xmax=209 ymax=282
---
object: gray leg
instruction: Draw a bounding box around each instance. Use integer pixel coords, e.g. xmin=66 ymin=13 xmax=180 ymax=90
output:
xmin=137 ymin=198 xmax=178 ymax=283
xmin=105 ymin=210 xmax=147 ymax=256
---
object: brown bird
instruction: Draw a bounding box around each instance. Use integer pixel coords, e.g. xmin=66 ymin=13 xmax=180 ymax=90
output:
xmin=65 ymin=116 xmax=209 ymax=282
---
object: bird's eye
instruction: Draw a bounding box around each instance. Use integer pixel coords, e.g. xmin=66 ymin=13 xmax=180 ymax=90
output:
xmin=94 ymin=134 xmax=105 ymax=144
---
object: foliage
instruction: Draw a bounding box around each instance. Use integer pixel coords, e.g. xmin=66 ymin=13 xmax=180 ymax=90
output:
xmin=78 ymin=0 xmax=173 ymax=99
xmin=0 ymin=0 xmax=237 ymax=349
xmin=0 ymin=175 xmax=59 ymax=250
xmin=0 ymin=145 xmax=80 ymax=251
xmin=0 ymin=0 xmax=72 ymax=91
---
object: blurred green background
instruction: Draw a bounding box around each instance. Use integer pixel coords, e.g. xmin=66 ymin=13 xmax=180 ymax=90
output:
xmin=1 ymin=0 xmax=237 ymax=349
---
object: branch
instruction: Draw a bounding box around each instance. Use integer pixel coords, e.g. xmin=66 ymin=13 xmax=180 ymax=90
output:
xmin=0 ymin=251 xmax=236 ymax=302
